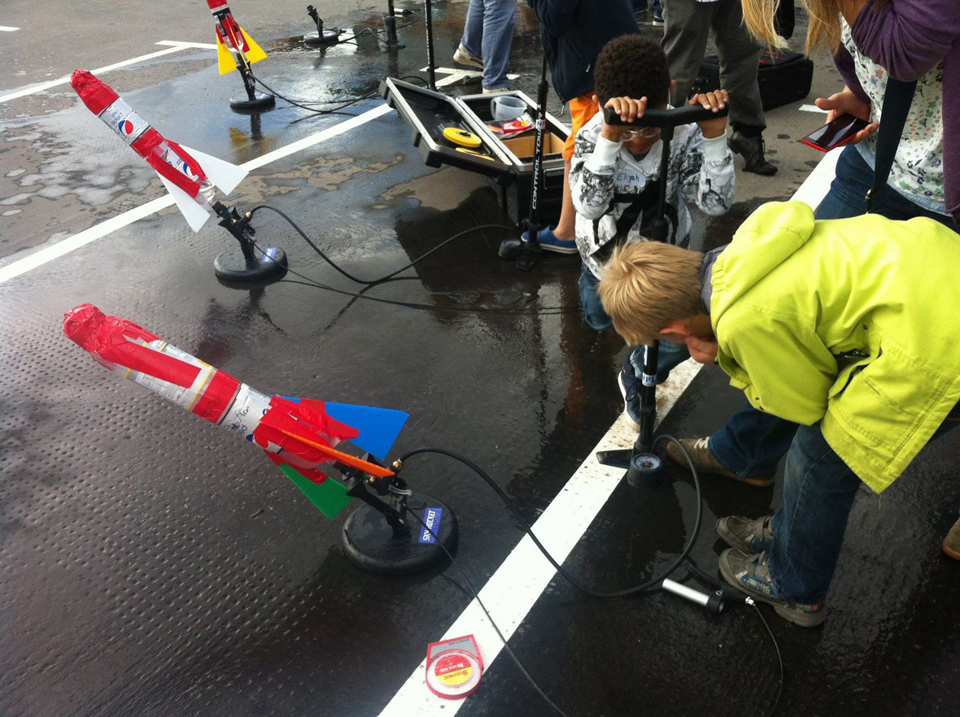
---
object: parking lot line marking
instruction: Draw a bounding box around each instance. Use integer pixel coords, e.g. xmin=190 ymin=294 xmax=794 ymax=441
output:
xmin=0 ymin=42 xmax=199 ymax=104
xmin=799 ymin=104 xmax=828 ymax=113
xmin=379 ymin=149 xmax=841 ymax=716
xmin=0 ymin=26 xmax=19 ymax=32
xmin=0 ymin=103 xmax=392 ymax=286
xmin=155 ymin=40 xmax=219 ymax=50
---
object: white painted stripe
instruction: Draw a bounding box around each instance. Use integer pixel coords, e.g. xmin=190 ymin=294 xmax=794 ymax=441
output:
xmin=0 ymin=44 xmax=192 ymax=104
xmin=380 ymin=150 xmax=840 ymax=715
xmin=0 ymin=103 xmax=393 ymax=285
xmin=0 ymin=26 xmax=20 ymax=32
xmin=155 ymin=40 xmax=220 ymax=50
xmin=790 ymin=146 xmax=842 ymax=210
xmin=799 ymin=104 xmax=828 ymax=113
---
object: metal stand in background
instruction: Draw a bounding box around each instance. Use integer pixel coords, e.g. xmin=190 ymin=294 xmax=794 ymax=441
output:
xmin=593 ymin=102 xmax=729 ymax=486
xmin=424 ymin=0 xmax=437 ymax=90
xmin=498 ymin=54 xmax=549 ymax=269
xmin=304 ymin=4 xmax=341 ymax=46
xmin=384 ymin=0 xmax=405 ymax=49
xmin=212 ymin=203 xmax=288 ymax=285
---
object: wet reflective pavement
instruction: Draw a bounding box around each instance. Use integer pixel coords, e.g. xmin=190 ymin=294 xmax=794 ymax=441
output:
xmin=2 ymin=3 xmax=959 ymax=716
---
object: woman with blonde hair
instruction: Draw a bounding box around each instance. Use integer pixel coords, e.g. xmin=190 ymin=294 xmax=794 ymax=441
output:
xmin=663 ymin=0 xmax=960 ymax=565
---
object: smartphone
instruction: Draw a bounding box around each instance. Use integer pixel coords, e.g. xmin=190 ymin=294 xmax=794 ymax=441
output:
xmin=800 ymin=113 xmax=869 ymax=152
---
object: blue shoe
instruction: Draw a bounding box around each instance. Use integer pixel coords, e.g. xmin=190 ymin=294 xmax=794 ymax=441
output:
xmin=521 ymin=226 xmax=578 ymax=255
xmin=617 ymin=360 xmax=642 ymax=432
xmin=652 ymin=1 xmax=664 ymax=25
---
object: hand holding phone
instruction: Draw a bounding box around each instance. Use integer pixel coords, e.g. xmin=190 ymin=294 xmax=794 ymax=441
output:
xmin=800 ymin=113 xmax=872 ymax=152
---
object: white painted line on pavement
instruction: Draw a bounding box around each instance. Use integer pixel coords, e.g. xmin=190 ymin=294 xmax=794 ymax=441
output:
xmin=0 ymin=41 xmax=204 ymax=104
xmin=799 ymin=104 xmax=828 ymax=113
xmin=156 ymin=40 xmax=219 ymax=50
xmin=379 ymin=147 xmax=842 ymax=716
xmin=0 ymin=26 xmax=20 ymax=32
xmin=0 ymin=103 xmax=392 ymax=285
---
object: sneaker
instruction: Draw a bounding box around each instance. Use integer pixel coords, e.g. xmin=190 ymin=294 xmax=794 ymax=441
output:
xmin=617 ymin=362 xmax=642 ymax=432
xmin=453 ymin=44 xmax=483 ymax=70
xmin=719 ymin=549 xmax=827 ymax=627
xmin=943 ymin=516 xmax=960 ymax=560
xmin=717 ymin=514 xmax=774 ymax=553
xmin=652 ymin=1 xmax=664 ymax=25
xmin=482 ymin=87 xmax=510 ymax=95
xmin=728 ymin=131 xmax=778 ymax=176
xmin=520 ymin=226 xmax=578 ymax=254
xmin=664 ymin=437 xmax=775 ymax=488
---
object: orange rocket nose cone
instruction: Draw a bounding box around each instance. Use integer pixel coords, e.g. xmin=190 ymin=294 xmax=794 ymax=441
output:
xmin=63 ymin=303 xmax=106 ymax=350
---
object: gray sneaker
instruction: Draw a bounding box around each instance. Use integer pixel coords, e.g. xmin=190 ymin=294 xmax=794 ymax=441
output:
xmin=453 ymin=44 xmax=483 ymax=69
xmin=719 ymin=549 xmax=827 ymax=628
xmin=665 ymin=437 xmax=774 ymax=488
xmin=717 ymin=514 xmax=774 ymax=553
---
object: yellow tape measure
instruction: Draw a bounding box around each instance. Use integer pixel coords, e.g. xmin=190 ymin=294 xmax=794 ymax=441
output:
xmin=442 ymin=126 xmax=482 ymax=149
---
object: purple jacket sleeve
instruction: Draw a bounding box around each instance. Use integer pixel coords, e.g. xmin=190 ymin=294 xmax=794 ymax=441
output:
xmin=852 ymin=0 xmax=960 ymax=81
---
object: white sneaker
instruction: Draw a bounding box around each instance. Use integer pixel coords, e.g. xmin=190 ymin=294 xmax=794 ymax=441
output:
xmin=482 ymin=87 xmax=510 ymax=95
xmin=453 ymin=44 xmax=483 ymax=69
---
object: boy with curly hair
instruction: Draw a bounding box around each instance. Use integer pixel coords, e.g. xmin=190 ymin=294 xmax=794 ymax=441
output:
xmin=570 ymin=34 xmax=734 ymax=429
xmin=598 ymin=201 xmax=960 ymax=626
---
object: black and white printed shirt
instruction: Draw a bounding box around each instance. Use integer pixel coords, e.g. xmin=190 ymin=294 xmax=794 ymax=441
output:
xmin=570 ymin=111 xmax=735 ymax=277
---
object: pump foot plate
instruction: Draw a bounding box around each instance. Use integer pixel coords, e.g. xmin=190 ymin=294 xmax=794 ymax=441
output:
xmin=214 ymin=246 xmax=287 ymax=284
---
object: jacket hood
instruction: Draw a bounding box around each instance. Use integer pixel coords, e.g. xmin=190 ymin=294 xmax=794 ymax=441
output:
xmin=710 ymin=202 xmax=817 ymax=324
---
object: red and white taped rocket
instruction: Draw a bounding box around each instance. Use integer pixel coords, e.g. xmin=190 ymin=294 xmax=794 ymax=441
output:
xmin=208 ymin=0 xmax=267 ymax=75
xmin=64 ymin=304 xmax=408 ymax=518
xmin=70 ymin=69 xmax=248 ymax=232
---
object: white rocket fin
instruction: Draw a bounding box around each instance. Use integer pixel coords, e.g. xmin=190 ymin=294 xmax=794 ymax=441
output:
xmin=159 ymin=174 xmax=211 ymax=233
xmin=180 ymin=145 xmax=249 ymax=196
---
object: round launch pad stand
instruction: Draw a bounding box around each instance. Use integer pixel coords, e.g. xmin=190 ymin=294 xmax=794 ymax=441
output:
xmin=229 ymin=61 xmax=275 ymax=112
xmin=338 ymin=460 xmax=459 ymax=576
xmin=304 ymin=5 xmax=341 ymax=47
xmin=342 ymin=492 xmax=458 ymax=575
xmin=213 ymin=203 xmax=287 ymax=284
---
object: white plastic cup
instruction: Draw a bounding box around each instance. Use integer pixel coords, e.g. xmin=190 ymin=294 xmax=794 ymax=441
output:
xmin=490 ymin=95 xmax=526 ymax=121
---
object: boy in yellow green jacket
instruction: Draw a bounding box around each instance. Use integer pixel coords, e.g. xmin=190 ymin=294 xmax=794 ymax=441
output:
xmin=598 ymin=201 xmax=960 ymax=627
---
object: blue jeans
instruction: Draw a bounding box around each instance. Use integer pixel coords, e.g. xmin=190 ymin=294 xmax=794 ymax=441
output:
xmin=579 ymin=265 xmax=689 ymax=383
xmin=461 ymin=0 xmax=517 ymax=91
xmin=817 ymin=145 xmax=956 ymax=223
xmin=770 ymin=402 xmax=960 ymax=604
xmin=709 ymin=144 xmax=958 ymax=477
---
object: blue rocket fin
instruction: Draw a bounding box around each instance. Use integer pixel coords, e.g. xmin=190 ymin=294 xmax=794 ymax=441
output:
xmin=325 ymin=402 xmax=408 ymax=460
xmin=279 ymin=397 xmax=408 ymax=460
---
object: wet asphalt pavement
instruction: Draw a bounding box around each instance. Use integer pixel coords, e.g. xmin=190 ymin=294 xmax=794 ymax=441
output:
xmin=2 ymin=2 xmax=959 ymax=716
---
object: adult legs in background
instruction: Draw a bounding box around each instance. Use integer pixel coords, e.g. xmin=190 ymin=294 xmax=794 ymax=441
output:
xmin=461 ymin=0 xmax=517 ymax=91
xmin=662 ymin=0 xmax=774 ymax=174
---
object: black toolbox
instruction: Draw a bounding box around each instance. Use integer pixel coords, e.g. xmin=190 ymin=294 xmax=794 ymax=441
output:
xmin=697 ymin=50 xmax=813 ymax=111
xmin=380 ymin=78 xmax=570 ymax=226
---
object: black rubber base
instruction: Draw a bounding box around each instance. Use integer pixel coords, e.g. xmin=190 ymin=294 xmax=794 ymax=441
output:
xmin=498 ymin=237 xmax=522 ymax=259
xmin=303 ymin=30 xmax=341 ymax=46
xmin=342 ymin=492 xmax=458 ymax=576
xmin=230 ymin=92 xmax=276 ymax=112
xmin=214 ymin=246 xmax=287 ymax=284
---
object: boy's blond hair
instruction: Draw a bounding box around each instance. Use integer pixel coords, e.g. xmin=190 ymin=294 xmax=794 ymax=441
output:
xmin=598 ymin=242 xmax=704 ymax=346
